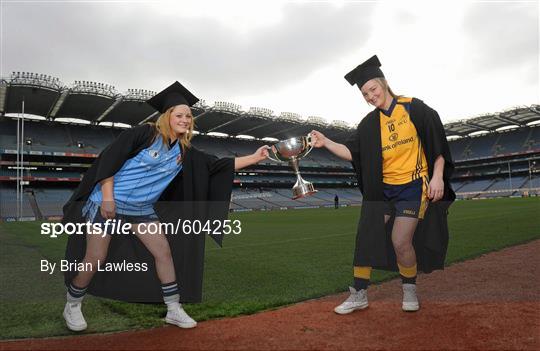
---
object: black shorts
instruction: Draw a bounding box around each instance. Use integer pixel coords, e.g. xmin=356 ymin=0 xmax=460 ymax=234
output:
xmin=383 ymin=177 xmax=429 ymax=219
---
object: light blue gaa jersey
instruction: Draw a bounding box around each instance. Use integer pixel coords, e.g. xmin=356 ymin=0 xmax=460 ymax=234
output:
xmin=83 ymin=136 xmax=182 ymax=221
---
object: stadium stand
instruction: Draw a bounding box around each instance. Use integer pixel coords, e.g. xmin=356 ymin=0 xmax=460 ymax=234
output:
xmin=495 ymin=128 xmax=533 ymax=155
xmin=68 ymin=124 xmax=117 ymax=152
xmin=32 ymin=188 xmax=73 ymax=217
xmin=1 ymin=73 xmax=539 ymax=220
xmin=0 ymin=188 xmax=35 ymax=218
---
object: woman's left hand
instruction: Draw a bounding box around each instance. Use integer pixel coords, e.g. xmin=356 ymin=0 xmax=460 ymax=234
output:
xmin=428 ymin=176 xmax=445 ymax=202
xmin=252 ymin=145 xmax=269 ymax=163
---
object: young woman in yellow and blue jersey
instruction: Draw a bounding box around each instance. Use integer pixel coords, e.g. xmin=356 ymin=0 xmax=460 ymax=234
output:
xmin=311 ymin=55 xmax=455 ymax=313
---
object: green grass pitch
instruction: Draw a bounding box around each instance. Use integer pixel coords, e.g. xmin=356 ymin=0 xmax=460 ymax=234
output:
xmin=1 ymin=197 xmax=538 ymax=339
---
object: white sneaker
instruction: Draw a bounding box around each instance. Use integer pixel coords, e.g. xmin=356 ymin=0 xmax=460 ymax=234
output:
xmin=334 ymin=287 xmax=369 ymax=315
xmin=63 ymin=302 xmax=88 ymax=331
xmin=165 ymin=304 xmax=197 ymax=329
xmin=402 ymin=283 xmax=420 ymax=312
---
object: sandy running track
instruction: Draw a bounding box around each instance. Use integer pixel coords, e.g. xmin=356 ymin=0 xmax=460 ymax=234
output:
xmin=2 ymin=240 xmax=539 ymax=350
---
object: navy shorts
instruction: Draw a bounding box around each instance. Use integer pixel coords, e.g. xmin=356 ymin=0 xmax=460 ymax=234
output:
xmin=383 ymin=177 xmax=429 ymax=219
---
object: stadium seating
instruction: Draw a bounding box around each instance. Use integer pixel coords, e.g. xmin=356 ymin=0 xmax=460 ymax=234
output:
xmin=450 ymin=127 xmax=539 ymax=161
xmin=230 ymin=188 xmax=362 ymax=210
xmin=449 ymin=138 xmax=471 ymax=161
xmin=0 ymin=170 xmax=82 ymax=178
xmin=455 ymin=179 xmax=494 ymax=193
xmin=466 ymin=133 xmax=500 ymax=159
xmin=0 ymin=188 xmax=35 ymax=218
xmin=68 ymin=124 xmax=116 ymax=152
xmin=494 ymin=129 xmax=531 ymax=155
xmin=2 ymin=118 xmax=538 ymax=161
xmin=32 ymin=188 xmax=73 ymax=217
xmin=1 ymin=117 xmax=539 ymax=219
xmin=530 ymin=127 xmax=540 ymax=148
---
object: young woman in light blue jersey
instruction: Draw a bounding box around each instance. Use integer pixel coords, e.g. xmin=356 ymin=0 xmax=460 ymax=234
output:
xmin=62 ymin=81 xmax=268 ymax=331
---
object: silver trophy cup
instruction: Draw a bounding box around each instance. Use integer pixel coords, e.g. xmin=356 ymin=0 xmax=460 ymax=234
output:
xmin=268 ymin=135 xmax=317 ymax=199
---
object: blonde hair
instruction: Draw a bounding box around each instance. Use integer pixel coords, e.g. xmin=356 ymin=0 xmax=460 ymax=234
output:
xmin=374 ymin=77 xmax=400 ymax=99
xmin=152 ymin=106 xmax=194 ymax=152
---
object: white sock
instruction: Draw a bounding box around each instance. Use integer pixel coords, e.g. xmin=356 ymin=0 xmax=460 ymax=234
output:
xmin=66 ymin=291 xmax=84 ymax=304
xmin=166 ymin=301 xmax=181 ymax=312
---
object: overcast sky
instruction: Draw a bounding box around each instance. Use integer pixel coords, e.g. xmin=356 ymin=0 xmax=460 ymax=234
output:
xmin=1 ymin=0 xmax=538 ymax=126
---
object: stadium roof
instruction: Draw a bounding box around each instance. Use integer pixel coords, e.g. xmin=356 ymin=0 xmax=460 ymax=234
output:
xmin=444 ymin=105 xmax=540 ymax=137
xmin=1 ymin=72 xmax=539 ymax=142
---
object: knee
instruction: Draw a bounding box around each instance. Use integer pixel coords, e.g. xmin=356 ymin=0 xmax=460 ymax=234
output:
xmin=392 ymin=239 xmax=412 ymax=255
xmin=153 ymin=246 xmax=173 ymax=263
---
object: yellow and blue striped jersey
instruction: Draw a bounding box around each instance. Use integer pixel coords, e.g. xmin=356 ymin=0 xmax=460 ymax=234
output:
xmin=379 ymin=97 xmax=428 ymax=185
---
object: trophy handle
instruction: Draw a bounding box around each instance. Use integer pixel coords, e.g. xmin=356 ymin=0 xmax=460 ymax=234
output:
xmin=302 ymin=134 xmax=314 ymax=158
xmin=266 ymin=145 xmax=282 ymax=163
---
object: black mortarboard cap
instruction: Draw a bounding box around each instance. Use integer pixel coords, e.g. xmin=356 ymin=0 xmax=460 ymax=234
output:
xmin=146 ymin=81 xmax=199 ymax=113
xmin=344 ymin=55 xmax=385 ymax=88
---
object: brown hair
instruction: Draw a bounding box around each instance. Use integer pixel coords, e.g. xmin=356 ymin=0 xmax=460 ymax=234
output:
xmin=152 ymin=106 xmax=194 ymax=152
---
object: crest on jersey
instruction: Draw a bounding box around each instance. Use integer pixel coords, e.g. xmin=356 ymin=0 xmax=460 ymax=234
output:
xmin=149 ymin=150 xmax=159 ymax=159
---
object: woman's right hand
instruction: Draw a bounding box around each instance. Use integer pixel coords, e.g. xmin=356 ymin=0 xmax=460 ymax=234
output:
xmin=310 ymin=130 xmax=353 ymax=161
xmin=310 ymin=130 xmax=327 ymax=148
xmin=100 ymin=198 xmax=116 ymax=219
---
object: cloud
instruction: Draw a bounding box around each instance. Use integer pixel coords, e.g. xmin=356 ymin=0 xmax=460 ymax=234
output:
xmin=2 ymin=2 xmax=376 ymax=97
xmin=3 ymin=1 xmax=536 ymax=125
xmin=462 ymin=2 xmax=538 ymax=73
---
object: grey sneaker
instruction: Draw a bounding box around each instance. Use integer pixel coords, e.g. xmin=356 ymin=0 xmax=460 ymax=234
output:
xmin=63 ymin=302 xmax=87 ymax=331
xmin=402 ymin=283 xmax=420 ymax=312
xmin=334 ymin=287 xmax=369 ymax=315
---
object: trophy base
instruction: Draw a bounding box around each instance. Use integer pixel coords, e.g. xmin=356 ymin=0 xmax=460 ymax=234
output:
xmin=292 ymin=190 xmax=318 ymax=200
xmin=292 ymin=182 xmax=318 ymax=200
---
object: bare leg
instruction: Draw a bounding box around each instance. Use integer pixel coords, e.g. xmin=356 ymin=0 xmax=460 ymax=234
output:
xmin=130 ymin=222 xmax=199 ymax=328
xmin=132 ymin=222 xmax=176 ymax=284
xmin=72 ymin=227 xmax=111 ymax=288
xmin=65 ymin=226 xmax=110 ymax=331
xmin=391 ymin=216 xmax=419 ymax=267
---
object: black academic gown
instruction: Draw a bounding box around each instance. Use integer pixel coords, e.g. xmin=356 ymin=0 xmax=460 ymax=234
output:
xmin=345 ymin=98 xmax=455 ymax=273
xmin=62 ymin=124 xmax=235 ymax=303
